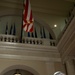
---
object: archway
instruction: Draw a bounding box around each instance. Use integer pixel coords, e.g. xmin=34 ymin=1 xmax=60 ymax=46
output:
xmin=0 ymin=65 xmax=39 ymax=75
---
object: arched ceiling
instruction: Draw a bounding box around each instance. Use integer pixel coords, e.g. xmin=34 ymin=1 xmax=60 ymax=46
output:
xmin=0 ymin=0 xmax=74 ymax=38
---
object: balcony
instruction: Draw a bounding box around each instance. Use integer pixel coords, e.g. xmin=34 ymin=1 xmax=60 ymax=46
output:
xmin=0 ymin=34 xmax=60 ymax=62
xmin=0 ymin=34 xmax=56 ymax=46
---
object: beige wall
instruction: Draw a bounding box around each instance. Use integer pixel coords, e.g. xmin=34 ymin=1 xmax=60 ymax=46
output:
xmin=0 ymin=58 xmax=47 ymax=75
xmin=46 ymin=61 xmax=66 ymax=75
xmin=54 ymin=62 xmax=66 ymax=74
xmin=0 ymin=58 xmax=66 ymax=75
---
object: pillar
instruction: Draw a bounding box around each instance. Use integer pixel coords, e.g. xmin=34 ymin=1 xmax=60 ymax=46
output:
xmin=66 ymin=59 xmax=75 ymax=75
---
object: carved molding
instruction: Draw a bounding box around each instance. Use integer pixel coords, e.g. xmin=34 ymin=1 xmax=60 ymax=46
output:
xmin=0 ymin=41 xmax=60 ymax=62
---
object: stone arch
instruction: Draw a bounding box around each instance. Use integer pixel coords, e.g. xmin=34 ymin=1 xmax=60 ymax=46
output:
xmin=0 ymin=65 xmax=39 ymax=75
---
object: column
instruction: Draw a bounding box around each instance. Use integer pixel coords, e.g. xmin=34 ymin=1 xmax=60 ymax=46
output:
xmin=66 ymin=59 xmax=75 ymax=75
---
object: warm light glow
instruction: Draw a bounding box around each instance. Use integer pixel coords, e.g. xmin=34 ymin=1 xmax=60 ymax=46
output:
xmin=54 ymin=24 xmax=57 ymax=27
xmin=15 ymin=74 xmax=21 ymax=75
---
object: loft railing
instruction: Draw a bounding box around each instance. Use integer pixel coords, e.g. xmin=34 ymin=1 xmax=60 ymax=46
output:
xmin=0 ymin=34 xmax=56 ymax=46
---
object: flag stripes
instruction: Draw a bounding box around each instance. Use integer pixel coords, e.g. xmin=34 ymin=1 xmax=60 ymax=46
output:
xmin=23 ymin=0 xmax=34 ymax=32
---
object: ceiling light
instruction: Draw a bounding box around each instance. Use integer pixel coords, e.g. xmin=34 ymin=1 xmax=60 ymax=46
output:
xmin=54 ymin=24 xmax=57 ymax=27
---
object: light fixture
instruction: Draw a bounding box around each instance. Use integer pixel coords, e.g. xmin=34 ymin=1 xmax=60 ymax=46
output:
xmin=14 ymin=69 xmax=21 ymax=75
xmin=54 ymin=24 xmax=57 ymax=27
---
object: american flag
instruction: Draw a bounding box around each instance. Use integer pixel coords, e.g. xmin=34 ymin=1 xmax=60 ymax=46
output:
xmin=23 ymin=0 xmax=34 ymax=32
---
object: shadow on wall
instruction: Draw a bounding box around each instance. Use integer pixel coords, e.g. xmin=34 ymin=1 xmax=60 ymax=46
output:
xmin=0 ymin=65 xmax=39 ymax=75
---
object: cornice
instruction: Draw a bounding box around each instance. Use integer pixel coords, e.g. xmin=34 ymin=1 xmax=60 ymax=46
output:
xmin=0 ymin=54 xmax=61 ymax=62
xmin=0 ymin=41 xmax=60 ymax=62
xmin=0 ymin=41 xmax=57 ymax=52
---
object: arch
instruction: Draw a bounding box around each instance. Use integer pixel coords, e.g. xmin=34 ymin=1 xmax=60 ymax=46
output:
xmin=0 ymin=65 xmax=39 ymax=75
xmin=34 ymin=16 xmax=56 ymax=39
xmin=0 ymin=13 xmax=56 ymax=39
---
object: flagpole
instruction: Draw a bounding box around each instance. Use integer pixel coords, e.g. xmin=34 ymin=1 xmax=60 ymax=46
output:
xmin=20 ymin=0 xmax=24 ymax=43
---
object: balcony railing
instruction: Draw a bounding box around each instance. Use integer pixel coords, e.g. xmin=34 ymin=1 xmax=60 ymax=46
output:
xmin=0 ymin=34 xmax=56 ymax=46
